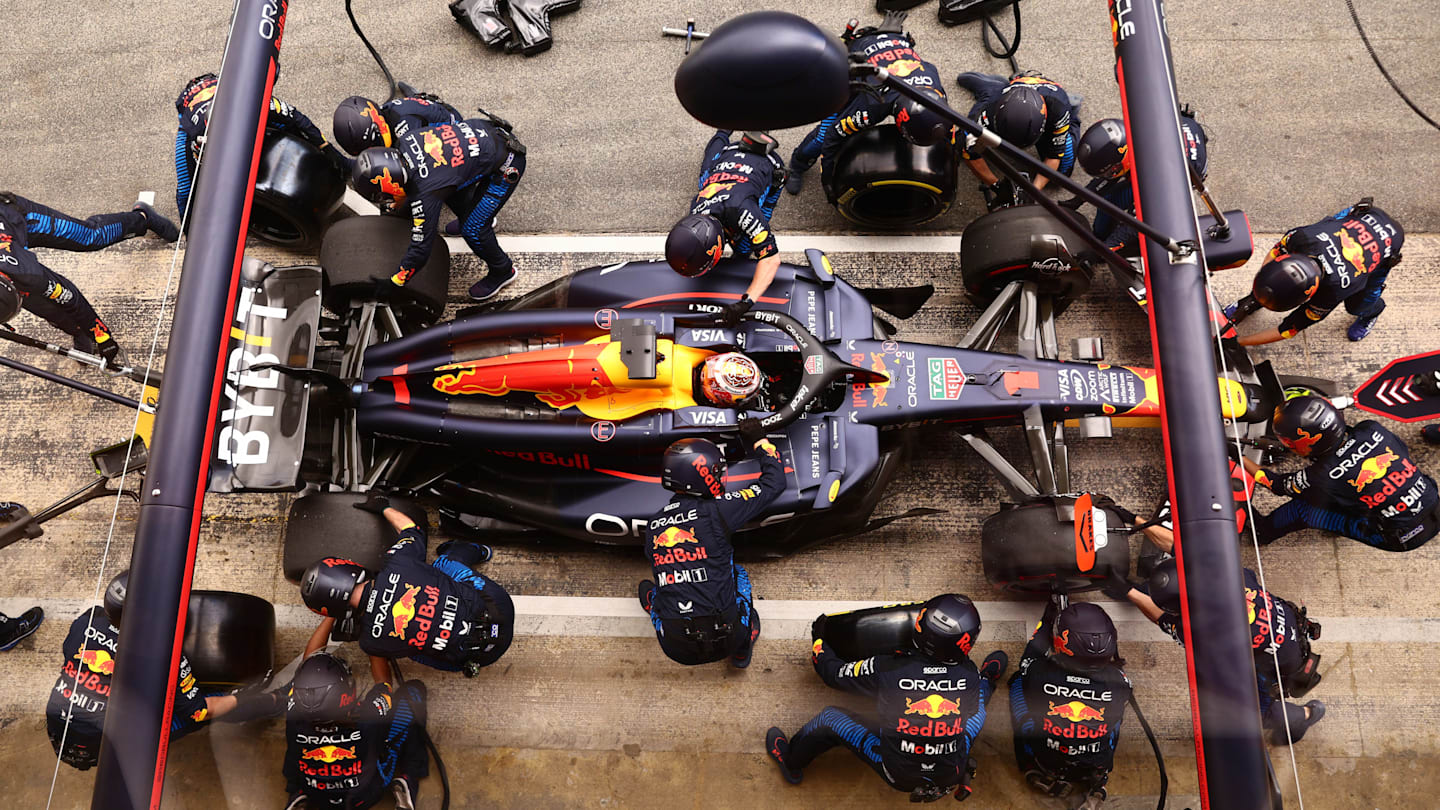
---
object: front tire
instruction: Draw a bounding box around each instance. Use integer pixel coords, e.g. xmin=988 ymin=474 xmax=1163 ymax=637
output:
xmin=828 ymin=124 xmax=958 ymax=229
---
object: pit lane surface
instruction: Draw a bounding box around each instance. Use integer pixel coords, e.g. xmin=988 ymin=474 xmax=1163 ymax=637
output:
xmin=2 ymin=0 xmax=1440 ymax=807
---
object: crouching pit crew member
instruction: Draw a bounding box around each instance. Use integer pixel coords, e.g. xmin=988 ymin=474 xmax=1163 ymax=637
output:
xmin=1008 ymin=599 xmax=1131 ymax=809
xmin=1247 ymin=395 xmax=1439 ymax=551
xmin=352 ymin=115 xmax=526 ymax=302
xmin=301 ymin=496 xmax=515 ymax=677
xmin=47 ymin=572 xmax=263 ymax=770
xmin=666 ymin=130 xmax=787 ymax=328
xmin=639 ymin=420 xmax=783 ymax=668
xmin=956 ymin=71 xmax=1080 ymax=209
xmin=766 ymin=594 xmax=1008 ymax=802
xmin=1225 ymin=198 xmax=1403 ymax=344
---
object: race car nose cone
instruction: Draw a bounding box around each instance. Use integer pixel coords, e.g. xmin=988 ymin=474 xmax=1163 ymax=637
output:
xmin=675 ymin=11 xmax=850 ymax=131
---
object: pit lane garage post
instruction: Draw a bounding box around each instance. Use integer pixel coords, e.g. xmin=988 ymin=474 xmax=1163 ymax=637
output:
xmin=90 ymin=1 xmax=286 ymax=807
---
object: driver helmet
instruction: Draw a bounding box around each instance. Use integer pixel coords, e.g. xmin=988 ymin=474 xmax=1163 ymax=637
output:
xmin=1272 ymin=395 xmax=1347 ymax=458
xmin=300 ymin=558 xmax=370 ymax=619
xmin=0 ymin=272 xmax=19 ymax=325
xmin=661 ymin=438 xmax=728 ymax=498
xmin=989 ymin=85 xmax=1046 ymax=148
xmin=1148 ymin=557 xmax=1182 ymax=613
xmin=1051 ymin=602 xmax=1118 ymax=670
xmin=665 ymin=214 xmax=725 ymax=278
xmin=699 ymin=352 xmax=761 ymax=407
xmin=103 ymin=570 xmax=129 ymax=628
xmin=353 ymin=148 xmax=411 ymax=206
xmin=895 ymin=88 xmax=950 ymax=146
xmin=911 ymin=593 xmax=981 ymax=664
xmin=1251 ymin=254 xmax=1322 ymax=312
xmin=333 ymin=95 xmax=392 ymax=155
xmin=289 ymin=653 xmax=356 ymax=724
xmin=1077 ymin=119 xmax=1129 ymax=179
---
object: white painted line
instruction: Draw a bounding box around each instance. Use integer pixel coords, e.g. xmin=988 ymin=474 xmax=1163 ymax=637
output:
xmin=4 ymin=595 xmax=1426 ymax=644
xmin=341 ymin=187 xmax=963 ymax=254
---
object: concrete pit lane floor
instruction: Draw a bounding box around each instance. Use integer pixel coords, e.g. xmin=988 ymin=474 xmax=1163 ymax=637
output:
xmin=2 ymin=0 xmax=1439 ymax=807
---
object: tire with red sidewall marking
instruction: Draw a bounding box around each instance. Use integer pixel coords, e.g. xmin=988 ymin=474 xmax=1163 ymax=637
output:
xmin=981 ymin=496 xmax=1130 ymax=595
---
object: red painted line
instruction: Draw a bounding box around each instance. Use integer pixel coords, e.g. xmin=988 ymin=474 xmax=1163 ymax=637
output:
xmin=621 ymin=292 xmax=789 ymax=309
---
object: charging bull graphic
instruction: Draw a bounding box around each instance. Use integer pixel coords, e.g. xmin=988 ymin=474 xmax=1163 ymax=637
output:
xmin=1350 ymin=449 xmax=1399 ymax=491
xmin=75 ymin=649 xmax=115 ymax=676
xmin=301 ymin=745 xmax=356 ymax=763
xmin=1337 ymin=228 xmax=1368 ymax=275
xmin=653 ymin=527 xmax=698 ymax=548
xmin=422 ymin=130 xmax=448 ymax=168
xmin=390 ymin=584 xmax=422 ymax=637
xmin=904 ymin=694 xmax=963 ymax=719
xmin=1047 ymin=700 xmax=1105 ymax=723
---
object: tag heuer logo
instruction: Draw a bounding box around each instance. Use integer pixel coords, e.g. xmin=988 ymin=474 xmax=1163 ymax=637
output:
xmin=805 ymin=355 xmax=824 ymax=375
xmin=928 ymin=357 xmax=965 ymax=400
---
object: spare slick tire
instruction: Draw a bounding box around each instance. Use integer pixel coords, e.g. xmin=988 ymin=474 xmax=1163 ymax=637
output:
xmin=815 ymin=602 xmax=923 ymax=662
xmin=250 ymin=130 xmax=347 ymax=250
xmin=960 ymin=204 xmax=1096 ymax=305
xmin=183 ymin=591 xmax=276 ymax=689
xmin=981 ymin=494 xmax=1130 ymax=595
xmin=828 ymin=123 xmax=957 ymax=229
xmin=282 ymin=491 xmax=430 ymax=582
xmin=319 ymin=215 xmax=452 ymax=330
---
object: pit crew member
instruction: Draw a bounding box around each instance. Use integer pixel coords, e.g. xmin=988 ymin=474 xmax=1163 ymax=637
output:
xmin=766 ymin=594 xmax=1007 ymax=802
xmin=955 ymin=71 xmax=1080 ymax=207
xmin=332 ymin=94 xmax=462 ymax=155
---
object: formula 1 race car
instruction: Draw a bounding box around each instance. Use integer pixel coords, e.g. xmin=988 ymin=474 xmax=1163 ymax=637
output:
xmin=189 ymin=215 xmax=1338 ymax=595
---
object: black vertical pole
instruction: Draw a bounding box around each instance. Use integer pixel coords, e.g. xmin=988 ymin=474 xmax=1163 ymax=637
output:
xmin=90 ymin=1 xmax=287 ymax=807
xmin=1110 ymin=0 xmax=1273 ymax=807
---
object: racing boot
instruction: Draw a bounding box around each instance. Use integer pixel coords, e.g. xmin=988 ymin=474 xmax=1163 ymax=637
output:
xmin=765 ymin=727 xmax=803 ymax=784
xmin=1266 ymin=699 xmax=1325 ymax=745
xmin=979 ymin=649 xmax=1008 ymax=686
xmin=731 ymin=610 xmax=761 ymax=669
xmin=784 ymin=166 xmax=804 ymax=195
xmin=445 ymin=218 xmax=462 ymax=235
xmin=1347 ymin=312 xmax=1381 ymax=341
xmin=637 ymin=580 xmax=655 ymax=613
xmin=133 ymin=201 xmax=180 ymax=243
xmin=436 ymin=539 xmax=493 ymax=566
xmin=468 ymin=264 xmax=518 ymax=301
xmin=0 ymin=607 xmax=43 ymax=651
xmin=1422 ymin=424 xmax=1440 ymax=446
xmin=391 ymin=777 xmax=416 ymax=810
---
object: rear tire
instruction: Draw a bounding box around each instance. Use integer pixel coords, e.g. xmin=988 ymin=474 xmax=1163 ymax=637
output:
xmin=827 ymin=124 xmax=958 ymax=229
xmin=182 ymin=591 xmax=275 ymax=689
xmin=981 ymin=497 xmax=1130 ymax=595
xmin=815 ymin=602 xmax=924 ymax=661
xmin=282 ymin=491 xmax=429 ymax=582
xmin=319 ymin=215 xmax=452 ymax=330
xmin=249 ymin=131 xmax=346 ymax=250
xmin=960 ymin=205 xmax=1095 ymax=305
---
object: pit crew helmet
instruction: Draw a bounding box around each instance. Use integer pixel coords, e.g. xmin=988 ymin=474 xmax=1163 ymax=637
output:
xmin=896 ymin=88 xmax=950 ymax=146
xmin=353 ymin=147 xmax=410 ymax=205
xmin=661 ymin=438 xmax=728 ymax=498
xmin=1078 ymin=119 xmax=1128 ymax=179
xmin=1052 ymin=602 xmax=1119 ymax=670
xmin=103 ymin=570 xmax=129 ymax=627
xmin=990 ymin=85 xmax=1046 ymax=148
xmin=699 ymin=352 xmax=761 ymax=408
xmin=300 ymin=558 xmax=370 ymax=619
xmin=912 ymin=593 xmax=982 ymax=664
xmin=1272 ymin=395 xmax=1347 ymax=458
xmin=665 ymin=213 xmax=725 ymax=278
xmin=1148 ymin=558 xmax=1182 ymax=613
xmin=333 ymin=95 xmax=392 ymax=155
xmin=289 ymin=653 xmax=355 ymax=723
xmin=1252 ymin=254 xmax=1322 ymax=312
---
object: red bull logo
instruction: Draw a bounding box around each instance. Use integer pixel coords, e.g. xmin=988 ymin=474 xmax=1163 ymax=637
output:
xmin=698 ymin=181 xmax=736 ymax=200
xmin=654 ymin=526 xmax=698 ymax=548
xmin=1287 ymin=427 xmax=1324 ymax=455
xmin=370 ymin=167 xmax=405 ymax=200
xmin=1047 ymin=700 xmax=1105 ymax=723
xmin=1349 ymin=449 xmax=1398 ymax=491
xmin=364 ymin=103 xmax=391 ymax=147
xmin=889 ymin=59 xmax=924 ymax=78
xmin=390 ymin=584 xmax=422 ymax=637
xmin=849 ymin=352 xmax=892 ymax=409
xmin=903 ymin=694 xmax=963 ymax=719
xmin=75 ymin=649 xmax=115 ymax=676
xmin=1053 ymin=629 xmax=1074 ymax=657
xmin=191 ymin=707 xmax=209 ymax=722
xmin=1245 ymin=588 xmax=1259 ymax=626
xmin=301 ymin=745 xmax=356 ymax=763
xmin=421 ymin=130 xmax=447 ymax=168
xmin=1336 ymin=228 xmax=1367 ymax=273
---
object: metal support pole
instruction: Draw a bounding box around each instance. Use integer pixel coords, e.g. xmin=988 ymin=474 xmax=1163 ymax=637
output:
xmin=91 ymin=1 xmax=287 ymax=807
xmin=1111 ymin=0 xmax=1272 ymax=806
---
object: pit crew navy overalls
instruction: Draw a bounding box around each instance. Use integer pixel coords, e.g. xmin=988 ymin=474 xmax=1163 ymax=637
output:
xmin=1265 ymin=204 xmax=1404 ymax=339
xmin=1255 ymin=419 xmax=1439 ymax=551
xmin=46 ymin=607 xmax=210 ymax=769
xmin=175 ymin=76 xmax=347 ymax=219
xmin=389 ymin=119 xmax=525 ymax=284
xmin=1008 ymin=602 xmax=1131 ymax=794
xmin=644 ymin=440 xmax=784 ymax=665
xmin=790 ymin=638 xmax=992 ymax=795
xmin=1087 ymin=111 xmax=1207 ymax=255
xmin=282 ymin=679 xmax=429 ymax=809
xmin=357 ymin=523 xmax=515 ymax=672
xmin=791 ymin=31 xmax=947 ymax=190
xmin=1153 ymin=569 xmax=1313 ymax=735
xmin=959 ymin=73 xmax=1078 ymax=175
xmin=691 ymin=132 xmax=785 ymax=262
xmin=378 ymin=95 xmax=462 ymax=145
xmin=0 ymin=193 xmax=142 ymax=345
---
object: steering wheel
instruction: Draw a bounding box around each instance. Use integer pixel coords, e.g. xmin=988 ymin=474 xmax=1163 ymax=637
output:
xmin=738 ymin=309 xmax=867 ymax=434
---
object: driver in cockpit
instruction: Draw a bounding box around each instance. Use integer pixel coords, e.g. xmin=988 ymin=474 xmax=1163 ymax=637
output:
xmin=695 ymin=352 xmax=764 ymax=409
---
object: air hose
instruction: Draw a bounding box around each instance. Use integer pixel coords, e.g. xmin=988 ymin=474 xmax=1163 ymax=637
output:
xmin=1127 ymin=692 xmax=1169 ymax=810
